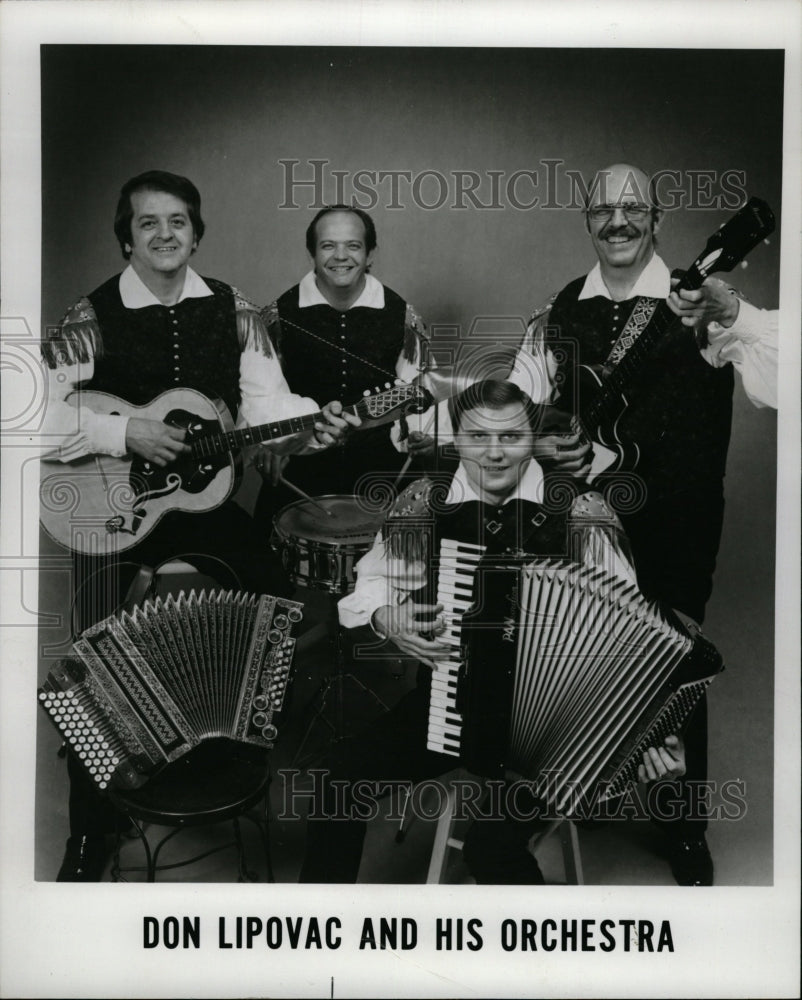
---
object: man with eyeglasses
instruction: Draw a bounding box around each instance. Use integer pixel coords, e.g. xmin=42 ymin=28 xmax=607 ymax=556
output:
xmin=511 ymin=162 xmax=776 ymax=886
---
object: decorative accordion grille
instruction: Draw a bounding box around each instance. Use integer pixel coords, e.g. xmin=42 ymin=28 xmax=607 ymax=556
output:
xmin=38 ymin=589 xmax=303 ymax=790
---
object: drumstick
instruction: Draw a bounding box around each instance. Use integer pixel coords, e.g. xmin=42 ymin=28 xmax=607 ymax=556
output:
xmin=277 ymin=475 xmax=336 ymax=517
xmin=392 ymin=407 xmax=438 ymax=490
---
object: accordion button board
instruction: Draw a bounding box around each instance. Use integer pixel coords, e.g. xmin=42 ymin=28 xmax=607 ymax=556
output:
xmin=38 ymin=589 xmax=303 ymax=791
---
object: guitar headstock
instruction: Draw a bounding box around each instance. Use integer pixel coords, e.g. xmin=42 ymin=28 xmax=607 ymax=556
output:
xmin=688 ymin=197 xmax=775 ymax=283
xmin=357 ymin=383 xmax=434 ymax=423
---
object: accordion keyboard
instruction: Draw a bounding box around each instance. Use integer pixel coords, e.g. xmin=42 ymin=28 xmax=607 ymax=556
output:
xmin=426 ymin=538 xmax=486 ymax=756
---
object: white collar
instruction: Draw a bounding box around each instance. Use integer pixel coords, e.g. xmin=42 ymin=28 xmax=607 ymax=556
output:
xmin=119 ymin=265 xmax=212 ymax=308
xmin=578 ymin=253 xmax=670 ymax=301
xmin=445 ymin=459 xmax=545 ymax=506
xmin=298 ymin=270 xmax=385 ymax=309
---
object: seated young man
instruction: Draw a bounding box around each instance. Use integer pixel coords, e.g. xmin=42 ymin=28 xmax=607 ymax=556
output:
xmin=298 ymin=379 xmax=685 ymax=884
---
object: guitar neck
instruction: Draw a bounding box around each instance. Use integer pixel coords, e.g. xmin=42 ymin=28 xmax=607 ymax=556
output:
xmin=579 ymin=265 xmax=704 ymax=435
xmin=190 ymin=403 xmax=357 ymax=459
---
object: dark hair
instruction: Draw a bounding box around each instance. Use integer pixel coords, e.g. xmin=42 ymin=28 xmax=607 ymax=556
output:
xmin=305 ymin=204 xmax=377 ymax=256
xmin=449 ymin=379 xmax=545 ymax=435
xmin=113 ymin=170 xmax=205 ymax=259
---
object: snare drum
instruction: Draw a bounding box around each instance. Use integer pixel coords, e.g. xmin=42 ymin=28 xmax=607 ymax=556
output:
xmin=271 ymin=495 xmax=385 ymax=594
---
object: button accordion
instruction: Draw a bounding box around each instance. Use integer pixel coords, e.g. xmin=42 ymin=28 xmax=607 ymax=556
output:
xmin=429 ymin=550 xmax=723 ymax=816
xmin=38 ymin=589 xmax=303 ymax=791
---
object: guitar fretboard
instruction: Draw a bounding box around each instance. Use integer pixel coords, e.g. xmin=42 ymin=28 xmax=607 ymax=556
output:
xmin=189 ymin=384 xmax=427 ymax=460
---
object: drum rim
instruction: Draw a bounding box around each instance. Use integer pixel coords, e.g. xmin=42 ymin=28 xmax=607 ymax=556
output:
xmin=272 ymin=493 xmax=385 ymax=549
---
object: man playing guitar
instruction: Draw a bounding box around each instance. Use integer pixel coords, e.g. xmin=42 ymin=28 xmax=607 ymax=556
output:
xmin=510 ymin=163 xmax=777 ymax=885
xmin=40 ymin=170 xmax=355 ymax=880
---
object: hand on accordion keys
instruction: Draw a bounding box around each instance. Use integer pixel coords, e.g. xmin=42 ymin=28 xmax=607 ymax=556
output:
xmin=637 ymin=734 xmax=686 ymax=784
xmin=371 ymin=597 xmax=450 ymax=669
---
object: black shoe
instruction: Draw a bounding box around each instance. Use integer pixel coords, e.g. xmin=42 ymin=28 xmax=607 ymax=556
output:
xmin=666 ymin=835 xmax=714 ymax=886
xmin=56 ymin=835 xmax=111 ymax=882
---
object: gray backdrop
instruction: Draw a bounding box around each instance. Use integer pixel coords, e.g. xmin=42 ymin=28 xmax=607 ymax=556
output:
xmin=39 ymin=45 xmax=781 ymax=882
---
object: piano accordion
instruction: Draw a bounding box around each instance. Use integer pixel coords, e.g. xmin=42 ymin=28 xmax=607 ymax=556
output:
xmin=38 ymin=589 xmax=303 ymax=791
xmin=429 ymin=553 xmax=723 ymax=816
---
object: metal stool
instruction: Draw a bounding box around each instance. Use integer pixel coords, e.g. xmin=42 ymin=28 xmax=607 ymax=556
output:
xmin=426 ymin=782 xmax=584 ymax=885
xmin=109 ymin=560 xmax=271 ymax=882
xmin=109 ymin=738 xmax=273 ymax=882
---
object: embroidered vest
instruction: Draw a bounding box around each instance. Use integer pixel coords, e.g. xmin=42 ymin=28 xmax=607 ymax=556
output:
xmin=87 ymin=275 xmax=242 ymax=417
xmin=547 ymin=275 xmax=734 ymax=497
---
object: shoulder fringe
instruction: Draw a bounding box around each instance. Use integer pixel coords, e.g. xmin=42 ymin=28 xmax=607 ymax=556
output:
xmin=41 ymin=298 xmax=102 ymax=368
xmin=384 ymin=477 xmax=435 ymax=561
xmin=233 ymin=287 xmax=273 ymax=357
xmin=403 ymin=302 xmax=429 ymax=363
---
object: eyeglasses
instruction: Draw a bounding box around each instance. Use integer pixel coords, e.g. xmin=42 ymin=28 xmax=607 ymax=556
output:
xmin=586 ymin=203 xmax=652 ymax=221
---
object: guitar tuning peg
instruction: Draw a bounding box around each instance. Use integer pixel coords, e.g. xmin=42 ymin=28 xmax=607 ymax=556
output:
xmin=362 ymin=389 xmax=371 ymax=397
xmin=385 ymin=382 xmax=391 ymax=389
xmin=740 ymin=260 xmax=748 ymax=269
xmin=375 ymin=385 xmax=381 ymax=394
xmin=764 ymin=238 xmax=771 ymax=246
xmin=394 ymin=377 xmax=402 ymax=386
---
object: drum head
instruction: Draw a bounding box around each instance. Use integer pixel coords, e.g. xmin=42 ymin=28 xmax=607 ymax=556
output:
xmin=273 ymin=494 xmax=384 ymax=546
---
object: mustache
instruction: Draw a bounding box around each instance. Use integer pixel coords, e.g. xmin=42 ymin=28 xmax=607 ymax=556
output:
xmin=600 ymin=224 xmax=639 ymax=238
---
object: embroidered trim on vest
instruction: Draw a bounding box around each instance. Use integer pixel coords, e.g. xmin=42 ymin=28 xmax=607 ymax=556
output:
xmin=43 ymin=297 xmax=103 ymax=367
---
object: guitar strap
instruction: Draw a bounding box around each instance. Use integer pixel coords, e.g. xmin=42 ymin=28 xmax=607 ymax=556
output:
xmin=603 ymin=296 xmax=660 ymax=372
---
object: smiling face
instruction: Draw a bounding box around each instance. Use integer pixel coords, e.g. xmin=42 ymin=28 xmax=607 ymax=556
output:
xmin=128 ymin=189 xmax=196 ymax=283
xmin=585 ymin=163 xmax=660 ymax=278
xmin=455 ymin=402 xmax=534 ymax=506
xmin=311 ymin=212 xmax=373 ymax=303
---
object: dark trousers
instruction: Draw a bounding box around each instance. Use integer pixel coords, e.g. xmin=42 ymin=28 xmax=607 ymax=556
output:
xmin=67 ymin=500 xmax=291 ymax=838
xmin=619 ymin=484 xmax=726 ymax=836
xmin=299 ymin=676 xmax=544 ymax=884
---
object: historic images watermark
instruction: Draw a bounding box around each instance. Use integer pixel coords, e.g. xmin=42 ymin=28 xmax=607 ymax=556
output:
xmin=279 ymin=768 xmax=749 ymax=825
xmin=279 ymin=159 xmax=749 ymax=212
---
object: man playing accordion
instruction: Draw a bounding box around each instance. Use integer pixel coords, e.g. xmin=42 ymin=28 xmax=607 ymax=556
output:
xmin=299 ymin=379 xmax=688 ymax=884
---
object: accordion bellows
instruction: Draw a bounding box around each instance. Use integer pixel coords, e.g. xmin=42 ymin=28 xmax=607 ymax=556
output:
xmin=38 ymin=589 xmax=303 ymax=790
xmin=458 ymin=560 xmax=724 ymax=815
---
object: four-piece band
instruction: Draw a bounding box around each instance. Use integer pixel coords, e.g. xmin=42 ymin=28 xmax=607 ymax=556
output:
xmin=38 ymin=165 xmax=778 ymax=885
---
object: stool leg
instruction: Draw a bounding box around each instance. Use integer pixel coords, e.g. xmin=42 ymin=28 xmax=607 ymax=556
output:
xmin=150 ymin=826 xmax=182 ymax=882
xmin=110 ymin=830 xmax=123 ymax=882
xmin=262 ymin=789 xmax=274 ymax=883
xmin=394 ymin=784 xmax=413 ymax=844
xmin=559 ymin=821 xmax=584 ymax=885
xmin=233 ymin=817 xmax=258 ymax=883
xmin=426 ymin=785 xmax=458 ymax=884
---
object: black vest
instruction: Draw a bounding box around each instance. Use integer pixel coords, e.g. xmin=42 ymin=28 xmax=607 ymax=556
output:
xmin=388 ymin=494 xmax=569 ymax=609
xmin=272 ymin=282 xmax=410 ymax=491
xmin=86 ymin=275 xmax=242 ymax=417
xmin=548 ymin=275 xmax=734 ymax=499
xmin=273 ymin=282 xmax=408 ymax=406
